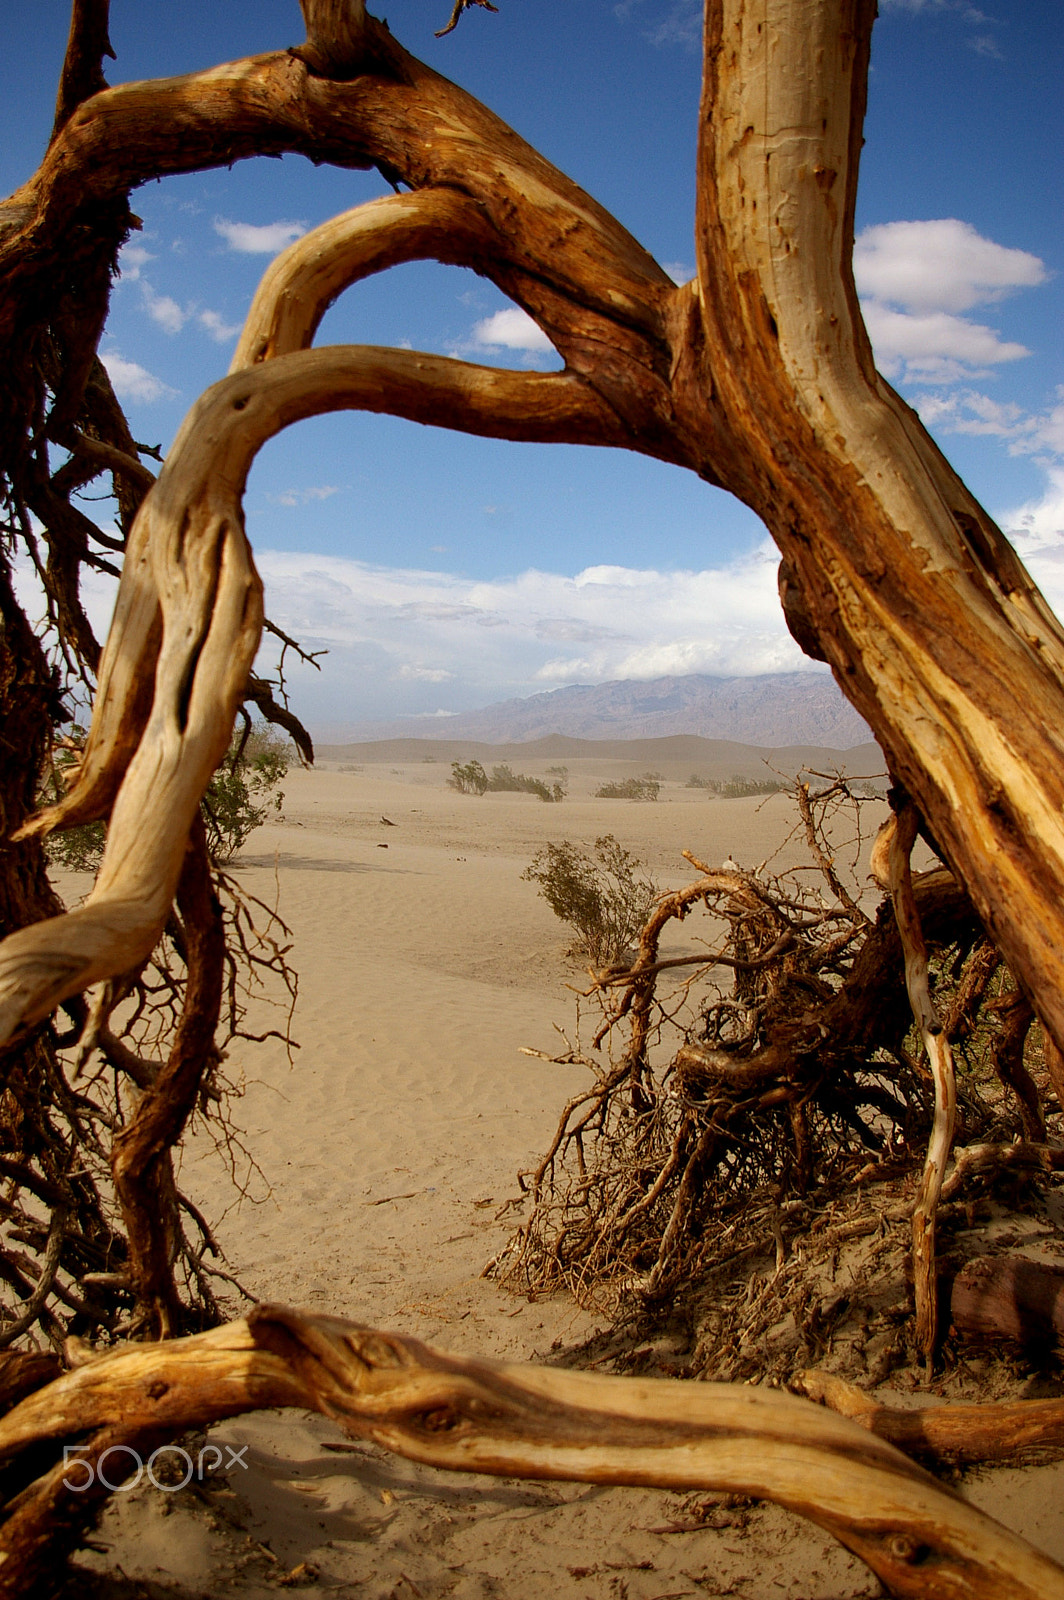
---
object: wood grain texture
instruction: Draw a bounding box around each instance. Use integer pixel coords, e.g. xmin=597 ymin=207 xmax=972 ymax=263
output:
xmin=1 ymin=1307 xmax=1063 ymax=1600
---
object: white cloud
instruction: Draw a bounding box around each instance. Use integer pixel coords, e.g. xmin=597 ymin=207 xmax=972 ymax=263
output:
xmin=100 ymin=351 xmax=175 ymax=403
xmin=117 ymin=242 xmax=154 ymax=282
xmin=913 ymin=388 xmax=1064 ymax=459
xmin=1002 ymin=469 xmax=1064 ymax=554
xmin=130 ymin=273 xmax=242 ymax=345
xmin=663 ymin=260 xmax=694 ymax=286
xmin=861 ymin=302 xmax=1028 ymax=381
xmin=399 ymin=665 xmax=455 ymax=683
xmin=251 ymin=540 xmax=812 ymax=722
xmin=197 ymin=308 xmax=243 ymax=344
xmin=854 ymin=220 xmax=1045 ymax=315
xmin=143 ymin=288 xmax=187 ymax=335
xmin=213 ymin=217 xmax=307 ymax=255
xmin=855 ymin=220 xmax=1047 ymax=385
xmin=969 ymin=32 xmax=1003 ymax=59
xmin=470 ymin=308 xmax=555 ymax=354
xmin=999 ymin=470 xmax=1064 ymax=620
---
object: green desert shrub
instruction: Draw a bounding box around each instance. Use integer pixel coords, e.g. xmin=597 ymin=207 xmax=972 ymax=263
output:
xmin=488 ymin=764 xmax=565 ymax=801
xmin=594 ymin=773 xmax=660 ymax=802
xmin=522 ymin=834 xmax=658 ymax=965
xmin=39 ymin=728 xmax=107 ymax=871
xmin=686 ymin=773 xmax=786 ymax=798
xmin=450 ymin=759 xmax=564 ymax=800
xmin=202 ymin=724 xmax=291 ymax=862
xmin=449 ymin=759 xmax=489 ymax=795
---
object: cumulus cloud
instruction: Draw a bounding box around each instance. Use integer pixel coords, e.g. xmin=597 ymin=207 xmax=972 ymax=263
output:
xmin=117 ymin=242 xmax=155 ymax=282
xmin=197 ymin=308 xmax=243 ymax=344
xmin=914 ymin=388 xmax=1064 ymax=459
xmin=861 ymin=302 xmax=1028 ymax=382
xmin=250 ymin=540 xmax=811 ymax=722
xmin=470 ymin=308 xmax=555 ymax=354
xmin=855 ymin=219 xmax=1046 ymax=383
xmin=854 ymin=220 xmax=1045 ymax=315
xmin=213 ymin=217 xmax=307 ymax=255
xmin=143 ymin=288 xmax=187 ymax=335
xmin=999 ymin=469 xmax=1064 ymax=621
xmin=128 ymin=273 xmax=242 ymax=345
xmin=100 ymin=351 xmax=175 ymax=403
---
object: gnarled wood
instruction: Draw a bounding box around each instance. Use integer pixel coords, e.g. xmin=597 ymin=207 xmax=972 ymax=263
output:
xmin=6 ymin=0 xmax=1063 ymax=1069
xmin=0 ymin=348 xmax=622 ymax=1046
xmin=685 ymin=0 xmax=1064 ymax=1061
xmin=232 ymin=190 xmax=502 ymax=369
xmin=1 ymin=1306 xmax=1063 ymax=1600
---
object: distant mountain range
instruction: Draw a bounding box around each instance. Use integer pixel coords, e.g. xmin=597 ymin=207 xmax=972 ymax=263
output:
xmin=313 ymin=672 xmax=873 ymax=750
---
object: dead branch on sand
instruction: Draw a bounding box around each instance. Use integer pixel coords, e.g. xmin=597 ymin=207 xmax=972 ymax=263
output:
xmin=2 ymin=1305 xmax=1064 ymax=1600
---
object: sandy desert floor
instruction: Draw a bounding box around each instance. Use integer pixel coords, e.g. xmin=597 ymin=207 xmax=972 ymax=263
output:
xmin=68 ymin=754 xmax=1064 ymax=1599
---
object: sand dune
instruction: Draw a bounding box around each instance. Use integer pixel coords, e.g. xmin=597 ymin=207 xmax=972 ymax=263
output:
xmin=73 ymin=757 xmax=1064 ymax=1600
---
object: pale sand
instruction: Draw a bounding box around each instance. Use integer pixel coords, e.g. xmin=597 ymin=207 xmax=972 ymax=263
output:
xmin=74 ymin=758 xmax=1064 ymax=1598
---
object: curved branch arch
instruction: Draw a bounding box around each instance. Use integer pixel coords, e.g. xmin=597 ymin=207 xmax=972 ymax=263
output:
xmin=2 ymin=346 xmax=622 ymax=1041
xmin=5 ymin=0 xmax=1064 ymax=1049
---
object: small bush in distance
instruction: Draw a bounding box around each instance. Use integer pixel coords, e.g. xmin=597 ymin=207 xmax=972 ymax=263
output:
xmin=522 ymin=834 xmax=658 ymax=966
xmin=594 ymin=773 xmax=660 ymax=802
xmin=685 ymin=773 xmax=786 ymax=798
xmin=488 ymin=764 xmax=566 ymax=802
xmin=449 ymin=759 xmax=489 ymax=795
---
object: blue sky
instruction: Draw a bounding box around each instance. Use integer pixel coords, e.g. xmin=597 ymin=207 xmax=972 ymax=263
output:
xmin=4 ymin=2 xmax=1062 ymax=731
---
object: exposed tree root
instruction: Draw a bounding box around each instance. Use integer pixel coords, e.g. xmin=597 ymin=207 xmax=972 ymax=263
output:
xmin=495 ymin=781 xmax=1063 ymax=1386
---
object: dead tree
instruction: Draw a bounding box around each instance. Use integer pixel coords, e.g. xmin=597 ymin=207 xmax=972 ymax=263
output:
xmin=1 ymin=1 xmax=1064 ymax=1051
xmin=1 ymin=1 xmax=1064 ymax=1592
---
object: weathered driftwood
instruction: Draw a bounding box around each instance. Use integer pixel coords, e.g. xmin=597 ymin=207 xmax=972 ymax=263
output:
xmin=951 ymin=1256 xmax=1064 ymax=1350
xmin=797 ymin=1368 xmax=1064 ymax=1470
xmin=2 ymin=1306 xmax=1064 ymax=1600
xmin=940 ymin=1142 xmax=1064 ymax=1205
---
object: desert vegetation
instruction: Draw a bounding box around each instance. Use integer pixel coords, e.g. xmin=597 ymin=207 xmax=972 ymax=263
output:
xmin=522 ymin=834 xmax=658 ymax=966
xmin=0 ymin=1 xmax=1063 ymax=1596
xmin=503 ymin=778 xmax=1064 ymax=1387
xmin=594 ymin=774 xmax=661 ymax=802
xmin=42 ymin=723 xmax=291 ymax=871
xmin=449 ymin=759 xmax=565 ymax=801
xmin=687 ymin=772 xmax=787 ymax=798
